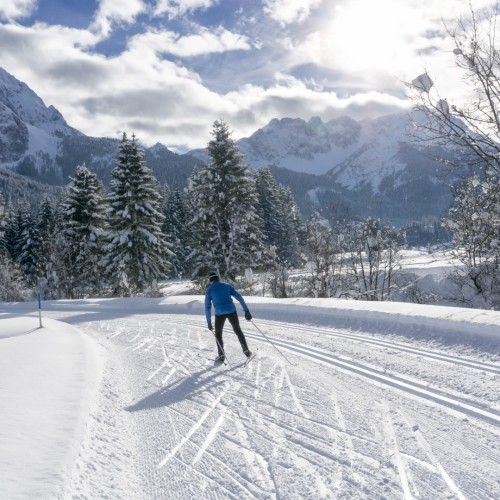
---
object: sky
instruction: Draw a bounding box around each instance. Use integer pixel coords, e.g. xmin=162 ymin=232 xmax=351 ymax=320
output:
xmin=0 ymin=0 xmax=496 ymax=151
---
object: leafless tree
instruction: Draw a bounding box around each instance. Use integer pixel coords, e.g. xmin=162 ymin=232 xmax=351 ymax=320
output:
xmin=408 ymin=2 xmax=500 ymax=175
xmin=408 ymin=2 xmax=500 ymax=308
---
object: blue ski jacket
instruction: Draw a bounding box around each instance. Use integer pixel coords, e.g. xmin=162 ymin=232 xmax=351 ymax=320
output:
xmin=205 ymin=281 xmax=249 ymax=323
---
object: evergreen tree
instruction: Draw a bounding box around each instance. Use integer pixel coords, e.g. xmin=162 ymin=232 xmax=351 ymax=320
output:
xmin=57 ymin=165 xmax=108 ymax=298
xmin=35 ymin=196 xmax=56 ymax=280
xmin=254 ymin=167 xmax=282 ymax=247
xmin=0 ymin=194 xmax=6 ymax=254
xmin=187 ymin=120 xmax=264 ymax=281
xmin=15 ymin=199 xmax=39 ymax=286
xmin=254 ymin=167 xmax=303 ymax=268
xmin=161 ymin=184 xmax=191 ymax=277
xmin=0 ymin=252 xmax=28 ymax=301
xmin=275 ymin=185 xmax=303 ymax=267
xmin=106 ymin=134 xmax=170 ymax=295
xmin=2 ymin=202 xmax=18 ymax=259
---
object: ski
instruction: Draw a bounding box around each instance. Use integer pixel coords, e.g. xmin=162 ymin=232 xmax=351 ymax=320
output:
xmin=244 ymin=352 xmax=257 ymax=367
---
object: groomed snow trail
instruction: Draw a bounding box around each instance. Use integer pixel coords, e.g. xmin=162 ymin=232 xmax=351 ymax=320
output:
xmin=42 ymin=299 xmax=500 ymax=499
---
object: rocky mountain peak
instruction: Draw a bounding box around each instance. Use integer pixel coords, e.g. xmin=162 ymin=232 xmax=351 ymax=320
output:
xmin=0 ymin=67 xmax=81 ymax=174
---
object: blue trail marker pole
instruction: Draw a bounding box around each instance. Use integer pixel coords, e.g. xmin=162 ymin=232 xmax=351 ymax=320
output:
xmin=37 ymin=290 xmax=43 ymax=328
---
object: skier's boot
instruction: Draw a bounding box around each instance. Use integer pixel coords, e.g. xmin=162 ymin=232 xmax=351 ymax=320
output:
xmin=214 ymin=354 xmax=225 ymax=365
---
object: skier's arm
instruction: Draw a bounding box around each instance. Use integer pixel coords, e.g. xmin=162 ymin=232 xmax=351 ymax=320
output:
xmin=204 ymin=290 xmax=213 ymax=326
xmin=230 ymin=286 xmax=249 ymax=313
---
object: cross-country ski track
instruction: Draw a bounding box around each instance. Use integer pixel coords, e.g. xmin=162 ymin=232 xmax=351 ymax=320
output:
xmin=1 ymin=296 xmax=500 ymax=499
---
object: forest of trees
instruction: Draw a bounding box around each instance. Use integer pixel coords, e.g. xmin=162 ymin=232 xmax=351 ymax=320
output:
xmin=0 ymin=122 xmax=410 ymax=303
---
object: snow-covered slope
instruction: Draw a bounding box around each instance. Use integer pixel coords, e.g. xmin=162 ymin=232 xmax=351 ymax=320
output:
xmin=0 ymin=316 xmax=101 ymax=500
xmin=1 ymin=294 xmax=499 ymax=499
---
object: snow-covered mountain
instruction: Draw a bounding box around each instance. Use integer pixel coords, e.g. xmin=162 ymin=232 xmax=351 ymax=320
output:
xmin=0 ymin=66 xmax=455 ymax=224
xmin=232 ymin=113 xmax=453 ymax=223
xmin=235 ymin=112 xmax=451 ymax=193
xmin=0 ymin=68 xmax=200 ymax=186
xmin=237 ymin=115 xmax=362 ymax=176
xmin=0 ymin=67 xmax=81 ymax=175
xmin=189 ymin=112 xmax=457 ymax=223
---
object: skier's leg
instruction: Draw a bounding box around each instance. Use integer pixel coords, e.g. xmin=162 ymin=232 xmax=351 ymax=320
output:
xmin=214 ymin=314 xmax=226 ymax=357
xmin=227 ymin=312 xmax=250 ymax=353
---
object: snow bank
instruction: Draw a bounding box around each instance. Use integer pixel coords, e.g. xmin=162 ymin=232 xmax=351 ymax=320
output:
xmin=0 ymin=315 xmax=102 ymax=500
xmin=159 ymin=295 xmax=500 ymax=351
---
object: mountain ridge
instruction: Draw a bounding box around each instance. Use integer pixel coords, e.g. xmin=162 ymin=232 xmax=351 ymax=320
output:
xmin=0 ymin=67 xmax=454 ymax=225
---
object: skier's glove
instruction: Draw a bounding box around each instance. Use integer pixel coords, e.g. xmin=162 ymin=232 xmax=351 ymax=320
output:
xmin=245 ymin=310 xmax=252 ymax=321
xmin=208 ymin=323 xmax=213 ymax=331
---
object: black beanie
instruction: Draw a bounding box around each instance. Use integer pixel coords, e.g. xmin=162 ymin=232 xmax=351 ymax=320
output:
xmin=209 ymin=272 xmax=219 ymax=283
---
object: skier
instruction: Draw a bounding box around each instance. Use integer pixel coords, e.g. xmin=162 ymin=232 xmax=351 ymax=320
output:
xmin=205 ymin=272 xmax=252 ymax=364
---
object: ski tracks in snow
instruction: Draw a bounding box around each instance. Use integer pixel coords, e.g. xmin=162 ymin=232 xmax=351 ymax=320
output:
xmin=66 ymin=314 xmax=500 ymax=499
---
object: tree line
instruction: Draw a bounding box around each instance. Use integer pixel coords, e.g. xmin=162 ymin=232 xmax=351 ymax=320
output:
xmin=0 ymin=121 xmax=408 ymax=302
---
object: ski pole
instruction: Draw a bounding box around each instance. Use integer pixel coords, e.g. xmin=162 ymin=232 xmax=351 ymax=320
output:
xmin=210 ymin=329 xmax=233 ymax=368
xmin=250 ymin=320 xmax=293 ymax=366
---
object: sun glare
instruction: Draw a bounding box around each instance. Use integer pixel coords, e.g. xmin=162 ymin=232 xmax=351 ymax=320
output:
xmin=321 ymin=0 xmax=417 ymax=74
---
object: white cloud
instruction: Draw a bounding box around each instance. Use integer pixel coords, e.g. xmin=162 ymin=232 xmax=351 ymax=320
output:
xmin=262 ymin=0 xmax=322 ymax=26
xmin=154 ymin=0 xmax=217 ymax=18
xmin=0 ymin=0 xmax=37 ymax=21
xmin=129 ymin=26 xmax=252 ymax=57
xmin=0 ymin=21 xmax=233 ymax=149
xmin=1 ymin=0 xmax=496 ymax=150
xmin=0 ymin=15 xmax=416 ymax=151
xmin=224 ymin=75 xmax=409 ymax=137
xmin=91 ymin=0 xmax=147 ymax=37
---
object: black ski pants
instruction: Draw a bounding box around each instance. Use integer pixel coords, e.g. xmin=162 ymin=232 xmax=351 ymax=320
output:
xmin=214 ymin=311 xmax=249 ymax=356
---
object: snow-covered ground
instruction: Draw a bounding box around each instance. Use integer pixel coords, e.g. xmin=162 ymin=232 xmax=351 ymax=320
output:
xmin=1 ymin=284 xmax=499 ymax=499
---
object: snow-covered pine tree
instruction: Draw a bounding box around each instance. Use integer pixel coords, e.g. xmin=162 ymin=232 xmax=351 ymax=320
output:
xmin=2 ymin=202 xmax=18 ymax=259
xmin=35 ymin=196 xmax=56 ymax=280
xmin=15 ymin=199 xmax=39 ymax=286
xmin=106 ymin=134 xmax=171 ymax=295
xmin=0 ymin=194 xmax=6 ymax=254
xmin=275 ymin=185 xmax=303 ymax=267
xmin=254 ymin=167 xmax=282 ymax=247
xmin=57 ymin=164 xmax=108 ymax=298
xmin=161 ymin=184 xmax=191 ymax=278
xmin=254 ymin=167 xmax=303 ymax=267
xmin=0 ymin=252 xmax=28 ymax=301
xmin=187 ymin=120 xmax=264 ymax=281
